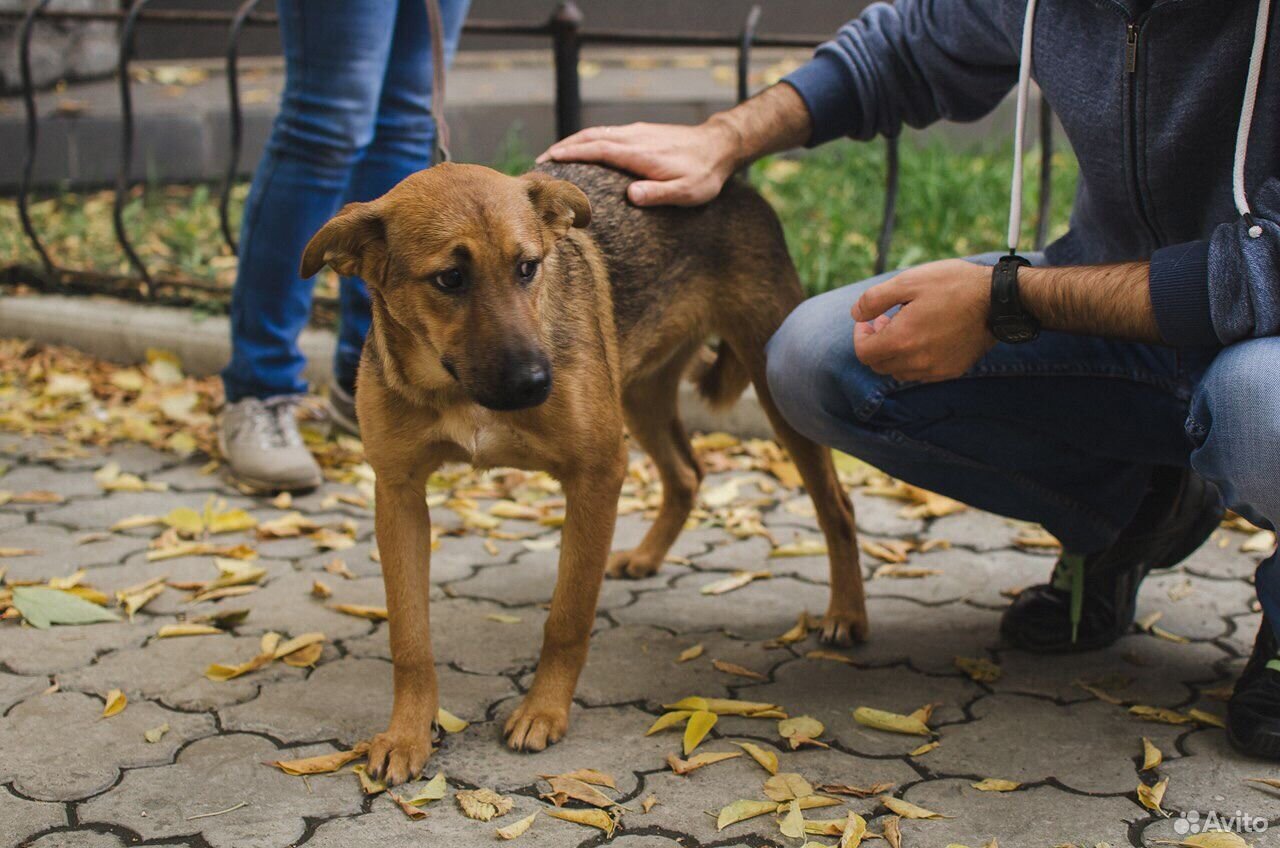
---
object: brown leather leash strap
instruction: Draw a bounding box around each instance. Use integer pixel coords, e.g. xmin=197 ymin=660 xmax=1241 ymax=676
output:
xmin=425 ymin=0 xmax=450 ymax=161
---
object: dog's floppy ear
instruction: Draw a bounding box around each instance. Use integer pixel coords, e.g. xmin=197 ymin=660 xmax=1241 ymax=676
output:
xmin=523 ymin=172 xmax=591 ymax=239
xmin=300 ymin=202 xmax=385 ymax=280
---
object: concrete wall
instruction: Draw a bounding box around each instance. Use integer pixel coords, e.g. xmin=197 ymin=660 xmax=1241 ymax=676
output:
xmin=125 ymin=0 xmax=869 ymax=60
xmin=0 ymin=0 xmax=117 ymax=91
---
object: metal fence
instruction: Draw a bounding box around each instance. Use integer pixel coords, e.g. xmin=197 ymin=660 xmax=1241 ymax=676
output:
xmin=2 ymin=1 xmax=1054 ymax=307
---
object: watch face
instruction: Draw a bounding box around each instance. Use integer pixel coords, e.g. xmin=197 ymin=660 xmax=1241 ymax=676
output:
xmin=993 ymin=319 xmax=1039 ymax=344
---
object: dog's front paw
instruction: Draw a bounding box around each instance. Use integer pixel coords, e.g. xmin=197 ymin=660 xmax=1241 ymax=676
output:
xmin=504 ymin=698 xmax=569 ymax=752
xmin=819 ymin=606 xmax=869 ymax=647
xmin=367 ymin=727 xmax=434 ymax=786
xmin=606 ymin=548 xmax=662 ymax=580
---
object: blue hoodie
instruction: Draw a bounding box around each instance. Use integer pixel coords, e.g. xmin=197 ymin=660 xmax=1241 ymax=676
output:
xmin=783 ymin=0 xmax=1278 ymax=348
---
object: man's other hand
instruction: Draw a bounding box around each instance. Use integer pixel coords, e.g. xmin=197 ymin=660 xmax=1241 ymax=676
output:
xmin=852 ymin=258 xmax=996 ymax=383
xmin=537 ymin=121 xmax=739 ymax=207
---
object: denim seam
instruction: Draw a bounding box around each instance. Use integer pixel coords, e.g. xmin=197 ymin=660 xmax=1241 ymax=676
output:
xmin=883 ymin=364 xmax=1194 ymax=403
xmin=870 ymin=426 xmax=1126 ymax=549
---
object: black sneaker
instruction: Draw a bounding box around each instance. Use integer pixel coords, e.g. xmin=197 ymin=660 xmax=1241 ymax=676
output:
xmin=1228 ymin=617 xmax=1280 ymax=759
xmin=1001 ymin=467 xmax=1221 ymax=653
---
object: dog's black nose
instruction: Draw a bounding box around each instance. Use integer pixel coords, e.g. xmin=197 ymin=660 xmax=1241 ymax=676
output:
xmin=507 ymin=360 xmax=552 ymax=408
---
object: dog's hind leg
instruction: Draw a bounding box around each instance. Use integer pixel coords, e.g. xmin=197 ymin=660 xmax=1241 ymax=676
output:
xmin=729 ymin=337 xmax=869 ymax=646
xmin=607 ymin=344 xmax=704 ymax=580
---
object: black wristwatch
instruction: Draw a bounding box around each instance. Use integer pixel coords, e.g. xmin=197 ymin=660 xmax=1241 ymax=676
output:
xmin=988 ymin=253 xmax=1041 ymax=344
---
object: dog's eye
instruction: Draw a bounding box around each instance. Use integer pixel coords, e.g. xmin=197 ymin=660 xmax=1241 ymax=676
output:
xmin=434 ymin=269 xmax=465 ymax=292
xmin=517 ymin=260 xmax=539 ymax=283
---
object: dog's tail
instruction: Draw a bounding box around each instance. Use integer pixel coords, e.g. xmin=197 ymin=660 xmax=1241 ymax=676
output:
xmin=689 ymin=341 xmax=751 ymax=412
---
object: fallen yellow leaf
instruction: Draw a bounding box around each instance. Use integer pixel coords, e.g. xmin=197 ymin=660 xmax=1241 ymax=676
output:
xmin=880 ymin=795 xmax=950 ymax=819
xmin=780 ymin=799 xmax=805 ymax=838
xmin=764 ymin=772 xmax=814 ymax=802
xmin=853 ymin=706 xmax=932 ymax=736
xmin=1137 ymin=777 xmax=1169 ymax=815
xmin=437 ymin=707 xmax=469 ymax=733
xmin=328 ymin=603 xmax=388 ymax=620
xmin=102 ymin=688 xmax=127 ymax=717
xmin=1142 ymin=737 xmax=1163 ymax=771
xmin=955 ymin=656 xmax=1002 ymax=683
xmin=732 ymin=741 xmax=779 ymax=774
xmin=267 ymin=743 xmax=369 ymax=775
xmin=683 ymin=709 xmax=717 ymax=755
xmin=712 ymin=659 xmax=766 ymax=681
xmin=352 ymin=763 xmax=386 ymax=795
xmin=646 ymin=710 xmax=692 ymax=736
xmin=677 ymin=644 xmax=704 ymax=663
xmin=971 ymin=778 xmax=1020 ymax=792
xmin=544 ymin=807 xmax=617 ymax=836
xmin=156 ymin=623 xmax=223 ymax=638
xmin=699 ymin=569 xmax=771 ymax=595
xmin=666 ymin=751 xmax=741 ymax=775
xmin=496 ymin=811 xmax=538 ymax=840
xmin=716 ymin=799 xmax=778 ymax=830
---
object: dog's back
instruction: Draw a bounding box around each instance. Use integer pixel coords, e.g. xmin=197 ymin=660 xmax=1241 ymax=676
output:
xmin=534 ymin=161 xmax=804 ymax=405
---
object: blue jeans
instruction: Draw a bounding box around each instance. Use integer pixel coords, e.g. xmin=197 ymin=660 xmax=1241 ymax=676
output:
xmin=222 ymin=0 xmax=470 ymax=401
xmin=766 ymin=253 xmax=1280 ymax=641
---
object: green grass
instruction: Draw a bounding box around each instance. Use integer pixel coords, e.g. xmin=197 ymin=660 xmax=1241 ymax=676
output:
xmin=755 ymin=139 xmax=1078 ymax=294
xmin=1 ymin=132 xmax=1077 ymax=301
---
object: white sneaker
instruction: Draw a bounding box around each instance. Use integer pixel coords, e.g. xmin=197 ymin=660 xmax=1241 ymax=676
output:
xmin=218 ymin=396 xmax=323 ymax=492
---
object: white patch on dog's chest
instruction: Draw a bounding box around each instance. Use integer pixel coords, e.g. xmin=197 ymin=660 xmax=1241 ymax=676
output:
xmin=430 ymin=406 xmax=517 ymax=469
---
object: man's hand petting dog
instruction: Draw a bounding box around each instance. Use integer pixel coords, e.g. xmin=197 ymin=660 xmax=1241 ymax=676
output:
xmin=538 ymin=121 xmax=740 ymax=207
xmin=852 ymin=258 xmax=996 ymax=383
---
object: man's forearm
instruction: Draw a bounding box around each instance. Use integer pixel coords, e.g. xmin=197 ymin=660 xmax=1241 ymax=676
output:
xmin=1019 ymin=262 xmax=1163 ymax=343
xmin=706 ymin=83 xmax=813 ymax=171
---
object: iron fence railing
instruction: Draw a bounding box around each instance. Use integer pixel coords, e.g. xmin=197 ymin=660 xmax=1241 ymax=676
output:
xmin=2 ymin=1 xmax=1055 ymax=307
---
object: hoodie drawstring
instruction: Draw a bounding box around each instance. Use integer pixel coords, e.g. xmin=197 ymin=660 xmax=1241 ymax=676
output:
xmin=1233 ymin=0 xmax=1273 ymax=239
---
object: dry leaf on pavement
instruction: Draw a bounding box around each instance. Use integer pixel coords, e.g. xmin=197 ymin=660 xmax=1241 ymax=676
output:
xmin=712 ymin=659 xmax=767 ymax=681
xmin=677 ymin=644 xmax=704 ymax=662
xmin=540 ymin=776 xmax=615 ymax=808
xmin=716 ymin=799 xmax=779 ymax=830
xmin=971 ymin=778 xmax=1020 ymax=792
xmin=733 ymin=741 xmax=779 ymax=774
xmin=880 ymin=795 xmax=950 ymax=819
xmin=666 ymin=751 xmax=741 ymax=775
xmin=778 ymin=715 xmax=827 ymax=749
xmin=955 ymin=656 xmax=1002 ymax=683
xmin=683 ymin=710 xmax=717 ymax=755
xmin=437 ymin=707 xmax=469 ymax=733
xmin=457 ymin=787 xmax=513 ymax=821
xmin=818 ymin=782 xmax=895 ymax=798
xmin=700 ymin=570 xmax=771 ymax=595
xmin=779 ymin=799 xmax=805 ymax=838
xmin=328 ymin=603 xmax=388 ymax=620
xmin=853 ymin=706 xmax=932 ymax=736
xmin=544 ymin=807 xmax=618 ymax=836
xmin=1142 ymin=737 xmax=1163 ymax=771
xmin=1137 ymin=777 xmax=1169 ymax=815
xmin=764 ymin=772 xmax=814 ymax=802
xmin=102 ymin=688 xmax=127 ymax=717
xmin=352 ymin=763 xmax=386 ymax=795
xmin=266 ymin=743 xmax=370 ymax=775
xmin=496 ymin=811 xmax=538 ymax=839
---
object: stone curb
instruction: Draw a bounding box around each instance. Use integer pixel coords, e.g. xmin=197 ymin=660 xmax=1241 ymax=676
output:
xmin=0 ymin=293 xmax=775 ymax=438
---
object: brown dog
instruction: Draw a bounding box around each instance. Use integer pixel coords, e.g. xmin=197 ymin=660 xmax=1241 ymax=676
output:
xmin=301 ymin=161 xmax=866 ymax=784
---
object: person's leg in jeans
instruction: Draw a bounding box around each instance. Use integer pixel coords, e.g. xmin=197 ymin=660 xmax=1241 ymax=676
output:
xmin=331 ymin=0 xmax=470 ymax=412
xmin=223 ymin=0 xmax=399 ymax=404
xmin=767 ymin=255 xmax=1203 ymax=552
xmin=1186 ymin=338 xmax=1280 ymax=755
xmin=767 ymin=258 xmax=1280 ymax=757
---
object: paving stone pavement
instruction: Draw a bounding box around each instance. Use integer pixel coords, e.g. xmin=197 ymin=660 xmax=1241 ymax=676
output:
xmin=1 ymin=437 xmax=1278 ymax=848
